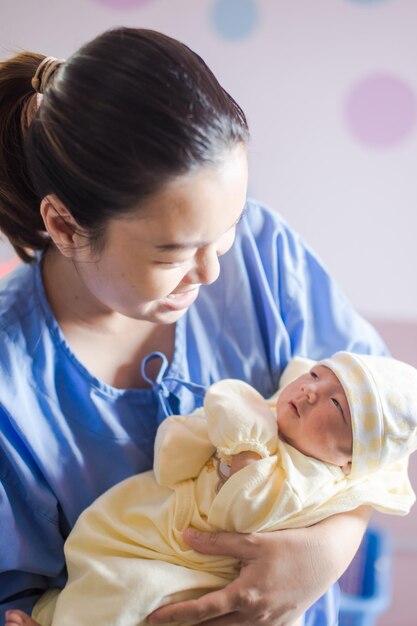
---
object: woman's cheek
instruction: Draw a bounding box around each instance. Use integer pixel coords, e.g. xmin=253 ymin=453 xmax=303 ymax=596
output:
xmin=143 ymin=266 xmax=190 ymax=298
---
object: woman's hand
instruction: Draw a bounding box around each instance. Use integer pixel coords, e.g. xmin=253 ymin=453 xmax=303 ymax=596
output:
xmin=148 ymin=506 xmax=372 ymax=626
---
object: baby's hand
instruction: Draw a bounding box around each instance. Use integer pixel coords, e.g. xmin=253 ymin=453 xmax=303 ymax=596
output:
xmin=230 ymin=450 xmax=262 ymax=475
xmin=5 ymin=610 xmax=41 ymax=626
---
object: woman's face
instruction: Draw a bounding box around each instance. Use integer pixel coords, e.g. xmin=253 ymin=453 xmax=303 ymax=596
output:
xmin=72 ymin=144 xmax=248 ymax=323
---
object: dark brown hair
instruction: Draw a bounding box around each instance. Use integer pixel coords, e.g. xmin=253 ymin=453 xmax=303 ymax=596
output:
xmin=0 ymin=28 xmax=249 ymax=262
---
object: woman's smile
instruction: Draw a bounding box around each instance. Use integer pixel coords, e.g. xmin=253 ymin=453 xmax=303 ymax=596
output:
xmin=161 ymin=286 xmax=200 ymax=311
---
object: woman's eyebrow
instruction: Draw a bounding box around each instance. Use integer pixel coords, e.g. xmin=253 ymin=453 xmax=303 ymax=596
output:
xmin=155 ymin=239 xmax=206 ymax=252
xmin=155 ymin=208 xmax=246 ymax=252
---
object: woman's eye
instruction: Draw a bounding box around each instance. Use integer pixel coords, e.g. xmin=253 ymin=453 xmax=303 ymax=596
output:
xmin=155 ymin=259 xmax=189 ymax=267
xmin=331 ymin=398 xmax=341 ymax=409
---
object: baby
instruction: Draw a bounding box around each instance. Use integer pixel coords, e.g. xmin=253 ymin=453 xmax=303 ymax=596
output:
xmin=6 ymin=351 xmax=417 ymax=626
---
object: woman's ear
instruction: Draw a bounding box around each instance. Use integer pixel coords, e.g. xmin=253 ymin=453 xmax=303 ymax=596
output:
xmin=40 ymin=195 xmax=84 ymax=258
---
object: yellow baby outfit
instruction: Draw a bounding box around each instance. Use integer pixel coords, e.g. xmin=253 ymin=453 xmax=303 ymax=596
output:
xmin=37 ymin=353 xmax=417 ymax=626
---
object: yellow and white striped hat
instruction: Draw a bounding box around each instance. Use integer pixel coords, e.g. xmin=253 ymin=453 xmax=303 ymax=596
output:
xmin=319 ymin=352 xmax=417 ymax=479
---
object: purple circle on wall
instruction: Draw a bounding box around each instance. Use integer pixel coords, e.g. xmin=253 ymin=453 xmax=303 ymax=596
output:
xmin=345 ymin=73 xmax=417 ymax=148
xmin=95 ymin=0 xmax=152 ymax=8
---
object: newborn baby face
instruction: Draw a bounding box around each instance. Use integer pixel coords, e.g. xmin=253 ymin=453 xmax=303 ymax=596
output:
xmin=276 ymin=365 xmax=353 ymax=473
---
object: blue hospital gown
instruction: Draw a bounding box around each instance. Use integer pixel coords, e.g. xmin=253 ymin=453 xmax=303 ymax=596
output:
xmin=0 ymin=199 xmax=387 ymax=625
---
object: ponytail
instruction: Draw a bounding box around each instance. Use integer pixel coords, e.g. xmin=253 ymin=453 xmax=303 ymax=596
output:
xmin=0 ymin=30 xmax=249 ymax=264
xmin=0 ymin=52 xmax=48 ymax=262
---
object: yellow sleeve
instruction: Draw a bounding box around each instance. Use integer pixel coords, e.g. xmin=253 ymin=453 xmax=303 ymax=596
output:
xmin=154 ymin=411 xmax=215 ymax=487
xmin=207 ymin=455 xmax=303 ymax=532
xmin=204 ymin=379 xmax=278 ymax=464
xmin=32 ymin=588 xmax=61 ymax=626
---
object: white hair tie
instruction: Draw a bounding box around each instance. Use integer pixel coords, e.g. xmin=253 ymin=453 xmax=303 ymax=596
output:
xmin=31 ymin=56 xmax=65 ymax=94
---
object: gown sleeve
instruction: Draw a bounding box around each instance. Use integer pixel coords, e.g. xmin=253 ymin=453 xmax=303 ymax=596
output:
xmin=0 ymin=405 xmax=65 ymax=624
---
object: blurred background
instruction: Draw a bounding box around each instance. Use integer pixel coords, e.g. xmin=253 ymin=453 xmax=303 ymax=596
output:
xmin=1 ymin=1 xmax=416 ymax=624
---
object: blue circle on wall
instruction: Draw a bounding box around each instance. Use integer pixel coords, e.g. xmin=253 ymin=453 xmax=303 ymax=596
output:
xmin=211 ymin=0 xmax=259 ymax=40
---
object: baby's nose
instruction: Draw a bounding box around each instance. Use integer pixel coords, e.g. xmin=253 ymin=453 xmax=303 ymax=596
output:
xmin=301 ymin=384 xmax=318 ymax=403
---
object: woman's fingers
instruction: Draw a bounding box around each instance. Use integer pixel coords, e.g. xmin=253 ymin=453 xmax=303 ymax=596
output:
xmin=186 ymin=613 xmax=242 ymax=626
xmin=149 ymin=511 xmax=371 ymax=626
xmin=148 ymin=585 xmax=235 ymax=624
xmin=148 ymin=529 xmax=316 ymax=626
xmin=147 ymin=572 xmax=278 ymax=626
xmin=182 ymin=528 xmax=259 ymax=560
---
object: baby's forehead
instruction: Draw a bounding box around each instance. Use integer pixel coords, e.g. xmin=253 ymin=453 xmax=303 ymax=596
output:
xmin=314 ymin=364 xmax=352 ymax=421
xmin=312 ymin=364 xmax=345 ymax=392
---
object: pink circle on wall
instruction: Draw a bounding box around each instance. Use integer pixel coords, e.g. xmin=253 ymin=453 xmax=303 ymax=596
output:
xmin=0 ymin=238 xmax=19 ymax=278
xmin=0 ymin=259 xmax=19 ymax=279
xmin=94 ymin=0 xmax=152 ymax=8
xmin=345 ymin=73 xmax=417 ymax=148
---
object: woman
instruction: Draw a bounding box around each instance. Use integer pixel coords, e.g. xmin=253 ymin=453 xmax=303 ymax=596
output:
xmin=0 ymin=27 xmax=387 ymax=626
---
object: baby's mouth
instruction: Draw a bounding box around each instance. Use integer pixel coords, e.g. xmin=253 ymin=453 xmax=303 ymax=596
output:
xmin=289 ymin=401 xmax=300 ymax=417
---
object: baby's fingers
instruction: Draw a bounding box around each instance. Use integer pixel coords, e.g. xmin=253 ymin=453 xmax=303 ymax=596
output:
xmin=5 ymin=610 xmax=41 ymax=626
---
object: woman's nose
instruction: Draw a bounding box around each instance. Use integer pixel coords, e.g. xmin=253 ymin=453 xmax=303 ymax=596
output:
xmin=187 ymin=245 xmax=221 ymax=286
xmin=301 ymin=384 xmax=318 ymax=404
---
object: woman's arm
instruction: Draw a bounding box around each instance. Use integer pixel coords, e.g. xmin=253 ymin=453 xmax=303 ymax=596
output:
xmin=0 ymin=406 xmax=65 ymax=625
xmin=148 ymin=505 xmax=372 ymax=626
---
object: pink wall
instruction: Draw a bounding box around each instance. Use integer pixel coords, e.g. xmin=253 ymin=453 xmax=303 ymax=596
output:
xmin=371 ymin=319 xmax=417 ymax=368
xmin=364 ymin=319 xmax=417 ymax=626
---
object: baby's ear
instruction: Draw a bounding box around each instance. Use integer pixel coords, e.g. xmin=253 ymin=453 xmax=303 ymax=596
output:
xmin=341 ymin=461 xmax=352 ymax=476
